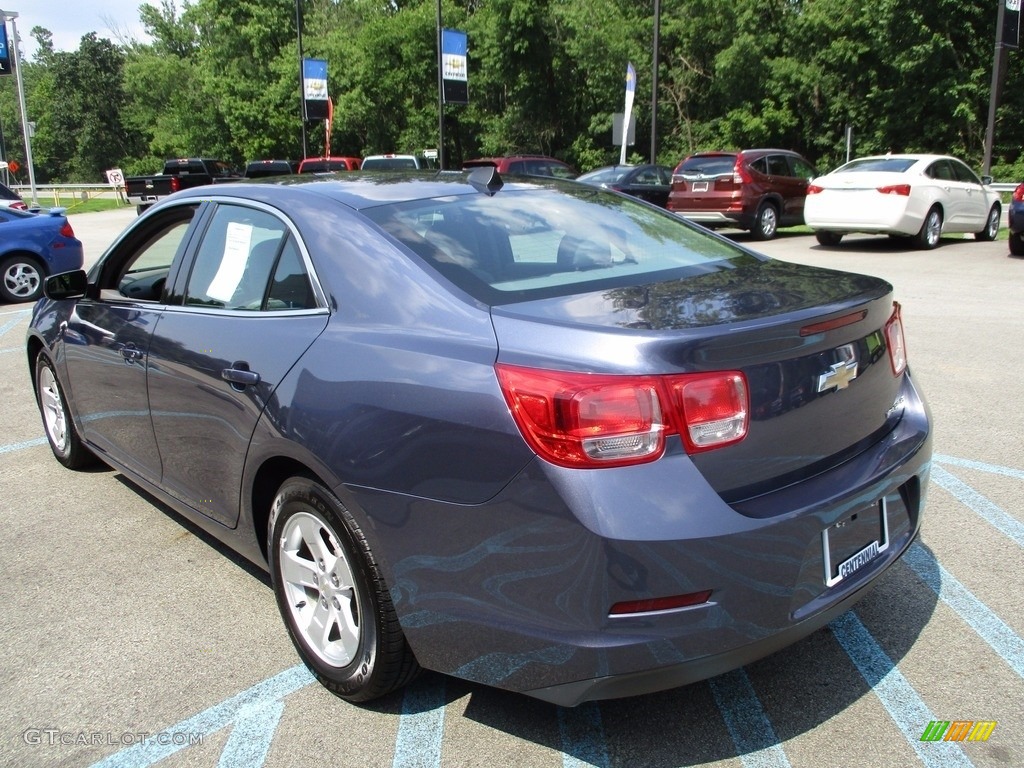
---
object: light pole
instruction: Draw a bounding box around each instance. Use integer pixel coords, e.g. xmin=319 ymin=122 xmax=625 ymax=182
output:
xmin=0 ymin=8 xmax=37 ymax=205
xmin=295 ymin=0 xmax=308 ymax=159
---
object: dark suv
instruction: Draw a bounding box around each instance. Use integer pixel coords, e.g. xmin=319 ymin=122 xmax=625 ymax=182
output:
xmin=667 ymin=149 xmax=817 ymax=239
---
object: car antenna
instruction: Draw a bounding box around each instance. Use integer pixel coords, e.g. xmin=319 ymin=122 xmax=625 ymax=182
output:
xmin=468 ymin=166 xmax=503 ymax=196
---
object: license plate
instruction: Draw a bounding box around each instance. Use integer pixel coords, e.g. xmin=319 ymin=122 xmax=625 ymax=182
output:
xmin=691 ymin=181 xmax=709 ymax=192
xmin=822 ymin=497 xmax=890 ymax=587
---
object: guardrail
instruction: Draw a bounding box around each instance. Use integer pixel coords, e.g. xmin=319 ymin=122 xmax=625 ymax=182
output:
xmin=9 ymin=183 xmax=127 ymax=209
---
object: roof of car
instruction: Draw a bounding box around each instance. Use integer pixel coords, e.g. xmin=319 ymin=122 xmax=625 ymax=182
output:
xmin=169 ymin=169 xmax=563 ymax=211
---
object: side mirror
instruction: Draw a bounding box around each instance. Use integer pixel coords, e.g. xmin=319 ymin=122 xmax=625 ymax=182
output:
xmin=982 ymin=175 xmax=993 ymax=185
xmin=44 ymin=270 xmax=89 ymax=300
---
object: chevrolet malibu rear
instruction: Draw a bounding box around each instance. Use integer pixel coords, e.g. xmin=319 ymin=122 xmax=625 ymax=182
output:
xmin=28 ymin=172 xmax=930 ymax=708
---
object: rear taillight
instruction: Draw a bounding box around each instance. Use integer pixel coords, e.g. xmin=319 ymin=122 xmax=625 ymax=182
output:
xmin=170 ymin=176 xmax=181 ymax=193
xmin=733 ymin=159 xmax=753 ymax=184
xmin=1013 ymin=183 xmax=1024 ymax=203
xmin=59 ymin=221 xmax=75 ymax=238
xmin=495 ymin=365 xmax=748 ymax=468
xmin=877 ymin=184 xmax=911 ymax=196
xmin=885 ymin=302 xmax=907 ymax=376
xmin=807 ymin=184 xmax=824 ymax=195
xmin=12 ymin=201 xmax=28 ymax=210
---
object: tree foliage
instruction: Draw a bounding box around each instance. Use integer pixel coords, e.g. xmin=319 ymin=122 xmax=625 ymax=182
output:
xmin=2 ymin=0 xmax=1023 ymax=183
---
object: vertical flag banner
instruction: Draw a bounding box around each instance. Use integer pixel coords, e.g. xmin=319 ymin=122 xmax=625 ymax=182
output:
xmin=442 ymin=29 xmax=468 ymax=104
xmin=0 ymin=22 xmax=13 ymax=76
xmin=302 ymin=58 xmax=330 ymax=120
xmin=619 ymin=63 xmax=636 ymax=165
xmin=1004 ymin=0 xmax=1021 ymax=48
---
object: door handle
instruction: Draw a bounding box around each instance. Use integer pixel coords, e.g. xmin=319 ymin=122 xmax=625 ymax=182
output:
xmin=120 ymin=344 xmax=144 ymax=364
xmin=221 ymin=363 xmax=261 ymax=388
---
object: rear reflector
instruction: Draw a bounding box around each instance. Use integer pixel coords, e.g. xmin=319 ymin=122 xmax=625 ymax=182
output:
xmin=609 ymin=590 xmax=713 ymax=616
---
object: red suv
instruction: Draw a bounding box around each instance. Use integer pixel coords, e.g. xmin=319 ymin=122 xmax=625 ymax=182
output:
xmin=462 ymin=155 xmax=578 ymax=179
xmin=666 ymin=149 xmax=817 ymax=239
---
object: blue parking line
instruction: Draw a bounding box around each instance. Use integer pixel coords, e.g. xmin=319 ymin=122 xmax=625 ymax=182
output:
xmin=0 ymin=312 xmax=28 ymax=339
xmin=903 ymin=542 xmax=1024 ymax=679
xmin=830 ymin=612 xmax=974 ymax=768
xmin=934 ymin=454 xmax=1024 ymax=481
xmin=931 ymin=465 xmax=1024 ymax=548
xmin=217 ymin=700 xmax=285 ymax=768
xmin=391 ymin=677 xmax=446 ymax=768
xmin=708 ymin=669 xmax=791 ymax=768
xmin=90 ymin=665 xmax=314 ymax=768
xmin=559 ymin=702 xmax=609 ymax=768
xmin=0 ymin=436 xmax=46 ymax=455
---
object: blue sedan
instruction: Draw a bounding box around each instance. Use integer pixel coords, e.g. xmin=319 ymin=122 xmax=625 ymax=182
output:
xmin=27 ymin=171 xmax=931 ymax=706
xmin=0 ymin=207 xmax=84 ymax=302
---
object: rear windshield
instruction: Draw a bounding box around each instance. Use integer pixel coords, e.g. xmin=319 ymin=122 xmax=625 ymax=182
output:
xmin=577 ymin=167 xmax=631 ymax=184
xmin=362 ymin=186 xmax=761 ymax=305
xmin=834 ymin=158 xmax=917 ymax=174
xmin=300 ymin=160 xmax=352 ymax=172
xmin=362 ymin=157 xmax=420 ymax=170
xmin=0 ymin=182 xmax=21 ymax=201
xmin=676 ymin=156 xmax=737 ymax=177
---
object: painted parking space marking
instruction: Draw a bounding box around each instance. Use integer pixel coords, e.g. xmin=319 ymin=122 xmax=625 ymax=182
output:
xmin=930 ymin=464 xmax=1024 ymax=548
xmin=830 ymin=611 xmax=974 ymax=768
xmin=559 ymin=701 xmax=609 ymax=768
xmin=708 ymin=669 xmax=791 ymax=768
xmin=0 ymin=436 xmax=46 ymax=455
xmin=903 ymin=542 xmax=1024 ymax=679
xmin=934 ymin=454 xmax=1024 ymax=482
xmin=391 ymin=678 xmax=446 ymax=768
xmin=217 ymin=699 xmax=285 ymax=768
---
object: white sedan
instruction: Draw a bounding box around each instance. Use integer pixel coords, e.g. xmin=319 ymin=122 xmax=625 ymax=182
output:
xmin=804 ymin=154 xmax=1002 ymax=249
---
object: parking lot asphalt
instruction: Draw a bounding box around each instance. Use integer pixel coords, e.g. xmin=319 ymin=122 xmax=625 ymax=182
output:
xmin=1 ymin=211 xmax=1022 ymax=767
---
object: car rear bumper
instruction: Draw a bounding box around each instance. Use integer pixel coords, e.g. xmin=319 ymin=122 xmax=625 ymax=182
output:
xmin=351 ymin=372 xmax=931 ymax=705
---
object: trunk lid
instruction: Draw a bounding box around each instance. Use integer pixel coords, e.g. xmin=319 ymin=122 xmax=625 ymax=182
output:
xmin=491 ymin=260 xmax=904 ymax=501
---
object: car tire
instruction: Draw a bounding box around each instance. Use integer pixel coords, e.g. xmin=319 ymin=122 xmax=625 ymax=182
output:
xmin=1010 ymin=232 xmax=1024 ymax=256
xmin=815 ymin=231 xmax=843 ymax=247
xmin=913 ymin=207 xmax=942 ymax=250
xmin=0 ymin=254 xmax=44 ymax=303
xmin=35 ymin=354 xmax=97 ymax=469
xmin=975 ymin=205 xmax=1000 ymax=241
xmin=268 ymin=477 xmax=420 ymax=702
xmin=752 ymin=202 xmax=779 ymax=240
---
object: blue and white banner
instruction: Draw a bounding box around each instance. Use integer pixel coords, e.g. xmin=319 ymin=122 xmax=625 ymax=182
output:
xmin=0 ymin=23 xmax=13 ymax=77
xmin=441 ymin=29 xmax=468 ymax=104
xmin=1004 ymin=0 xmax=1021 ymax=48
xmin=302 ymin=58 xmax=329 ymax=120
xmin=619 ymin=62 xmax=636 ymax=165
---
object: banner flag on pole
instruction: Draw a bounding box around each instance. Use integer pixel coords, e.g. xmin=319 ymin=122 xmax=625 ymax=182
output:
xmin=0 ymin=23 xmax=13 ymax=76
xmin=302 ymin=58 xmax=330 ymax=120
xmin=619 ymin=63 xmax=636 ymax=165
xmin=441 ymin=29 xmax=468 ymax=104
xmin=1004 ymin=0 xmax=1021 ymax=48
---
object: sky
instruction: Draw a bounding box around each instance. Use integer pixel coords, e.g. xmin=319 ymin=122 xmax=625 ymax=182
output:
xmin=3 ymin=0 xmax=156 ymax=59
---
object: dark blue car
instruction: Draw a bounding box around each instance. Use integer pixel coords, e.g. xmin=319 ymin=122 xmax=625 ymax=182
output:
xmin=1 ymin=207 xmax=84 ymax=302
xmin=26 ymin=170 xmax=931 ymax=706
xmin=1009 ymin=182 xmax=1024 ymax=256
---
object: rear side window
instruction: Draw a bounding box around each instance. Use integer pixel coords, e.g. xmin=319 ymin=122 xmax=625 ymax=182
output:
xmin=766 ymin=155 xmax=791 ymax=177
xmin=748 ymin=157 xmax=769 ymax=175
xmin=185 ymin=205 xmax=315 ymax=311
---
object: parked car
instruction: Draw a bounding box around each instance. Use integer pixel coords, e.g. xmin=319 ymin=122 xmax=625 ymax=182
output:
xmin=1005 ymin=182 xmax=1024 ymax=256
xmin=576 ymin=164 xmax=673 ymax=207
xmin=0 ymin=180 xmax=27 ymax=210
xmin=125 ymin=158 xmax=242 ymax=215
xmin=361 ymin=153 xmax=436 ymax=170
xmin=462 ymin=154 xmax=578 ymax=178
xmin=298 ymin=156 xmax=362 ymax=173
xmin=244 ymin=159 xmax=297 ymax=178
xmin=28 ymin=170 xmax=930 ymax=706
xmin=0 ymin=207 xmax=83 ymax=302
xmin=804 ymin=154 xmax=1002 ymax=249
xmin=666 ymin=149 xmax=818 ymax=240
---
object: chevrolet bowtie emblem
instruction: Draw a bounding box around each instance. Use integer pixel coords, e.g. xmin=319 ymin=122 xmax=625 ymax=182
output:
xmin=817 ymin=360 xmax=858 ymax=393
